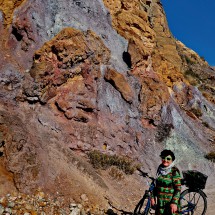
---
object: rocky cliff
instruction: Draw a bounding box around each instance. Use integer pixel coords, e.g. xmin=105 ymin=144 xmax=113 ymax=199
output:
xmin=0 ymin=0 xmax=215 ymax=213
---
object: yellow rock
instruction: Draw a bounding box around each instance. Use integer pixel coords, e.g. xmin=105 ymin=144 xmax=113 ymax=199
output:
xmin=0 ymin=0 xmax=26 ymax=26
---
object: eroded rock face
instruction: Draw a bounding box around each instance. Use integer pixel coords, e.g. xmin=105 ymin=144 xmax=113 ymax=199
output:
xmin=0 ymin=23 xmax=143 ymax=204
xmin=0 ymin=0 xmax=215 ymax=212
xmin=24 ymin=28 xmax=110 ymax=104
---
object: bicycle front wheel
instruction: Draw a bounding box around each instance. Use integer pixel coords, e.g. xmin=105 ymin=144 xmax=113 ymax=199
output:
xmin=180 ymin=189 xmax=207 ymax=215
xmin=133 ymin=195 xmax=153 ymax=215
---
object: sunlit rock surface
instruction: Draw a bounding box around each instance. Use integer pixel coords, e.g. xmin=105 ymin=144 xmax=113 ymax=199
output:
xmin=0 ymin=0 xmax=215 ymax=212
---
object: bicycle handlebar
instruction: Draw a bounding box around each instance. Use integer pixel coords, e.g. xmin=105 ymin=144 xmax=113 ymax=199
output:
xmin=137 ymin=168 xmax=148 ymax=176
xmin=137 ymin=168 xmax=155 ymax=181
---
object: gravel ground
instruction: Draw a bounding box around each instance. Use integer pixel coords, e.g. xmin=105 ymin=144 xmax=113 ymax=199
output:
xmin=205 ymin=186 xmax=215 ymax=215
xmin=0 ymin=191 xmax=106 ymax=215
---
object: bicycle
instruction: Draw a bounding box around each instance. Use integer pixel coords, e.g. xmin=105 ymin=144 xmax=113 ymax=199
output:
xmin=133 ymin=169 xmax=207 ymax=215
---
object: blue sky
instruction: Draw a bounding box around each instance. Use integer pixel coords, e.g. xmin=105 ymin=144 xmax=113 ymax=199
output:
xmin=161 ymin=0 xmax=215 ymax=66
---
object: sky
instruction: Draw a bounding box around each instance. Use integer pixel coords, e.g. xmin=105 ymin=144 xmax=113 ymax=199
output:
xmin=161 ymin=0 xmax=215 ymax=66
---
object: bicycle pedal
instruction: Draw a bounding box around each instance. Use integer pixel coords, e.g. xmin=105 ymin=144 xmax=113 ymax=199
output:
xmin=149 ymin=208 xmax=156 ymax=214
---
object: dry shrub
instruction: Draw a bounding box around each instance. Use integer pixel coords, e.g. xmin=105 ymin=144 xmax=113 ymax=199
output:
xmin=202 ymin=121 xmax=210 ymax=128
xmin=184 ymin=69 xmax=200 ymax=79
xmin=190 ymin=107 xmax=203 ymax=118
xmin=205 ymin=152 xmax=215 ymax=162
xmin=108 ymin=166 xmax=124 ymax=180
xmin=155 ymin=123 xmax=174 ymax=142
xmin=87 ymin=150 xmax=140 ymax=175
xmin=184 ymin=56 xmax=195 ymax=65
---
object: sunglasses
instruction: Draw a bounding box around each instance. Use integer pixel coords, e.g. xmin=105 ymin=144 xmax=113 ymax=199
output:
xmin=161 ymin=156 xmax=172 ymax=161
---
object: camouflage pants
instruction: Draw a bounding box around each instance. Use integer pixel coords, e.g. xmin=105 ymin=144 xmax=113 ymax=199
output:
xmin=155 ymin=203 xmax=179 ymax=215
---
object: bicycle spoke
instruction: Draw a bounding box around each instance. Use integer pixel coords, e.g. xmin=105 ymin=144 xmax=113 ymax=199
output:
xmin=133 ymin=196 xmax=156 ymax=215
xmin=180 ymin=190 xmax=207 ymax=215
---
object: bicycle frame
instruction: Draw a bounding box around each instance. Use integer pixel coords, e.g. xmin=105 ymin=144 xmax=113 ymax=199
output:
xmin=142 ymin=191 xmax=152 ymax=214
xmin=144 ymin=196 xmax=151 ymax=214
xmin=142 ymin=177 xmax=156 ymax=214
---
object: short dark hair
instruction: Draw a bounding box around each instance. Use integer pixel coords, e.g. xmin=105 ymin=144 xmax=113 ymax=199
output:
xmin=160 ymin=149 xmax=175 ymax=161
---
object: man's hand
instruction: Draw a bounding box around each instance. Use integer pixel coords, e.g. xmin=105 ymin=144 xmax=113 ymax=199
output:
xmin=170 ymin=203 xmax=178 ymax=213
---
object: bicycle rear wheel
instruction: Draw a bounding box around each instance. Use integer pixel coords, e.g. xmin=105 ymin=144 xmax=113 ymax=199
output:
xmin=180 ymin=189 xmax=207 ymax=215
xmin=133 ymin=195 xmax=155 ymax=215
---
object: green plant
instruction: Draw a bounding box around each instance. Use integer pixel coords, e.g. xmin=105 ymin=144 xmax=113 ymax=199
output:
xmin=190 ymin=54 xmax=197 ymax=59
xmin=87 ymin=150 xmax=140 ymax=174
xmin=202 ymin=121 xmax=210 ymax=128
xmin=200 ymin=56 xmax=205 ymax=61
xmin=184 ymin=56 xmax=195 ymax=65
xmin=184 ymin=69 xmax=201 ymax=86
xmin=155 ymin=123 xmax=174 ymax=142
xmin=205 ymin=152 xmax=215 ymax=162
xmin=190 ymin=107 xmax=203 ymax=118
xmin=184 ymin=69 xmax=200 ymax=79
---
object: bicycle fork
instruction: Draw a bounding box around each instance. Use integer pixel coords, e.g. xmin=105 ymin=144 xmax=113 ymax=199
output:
xmin=145 ymin=190 xmax=156 ymax=214
xmin=180 ymin=195 xmax=196 ymax=214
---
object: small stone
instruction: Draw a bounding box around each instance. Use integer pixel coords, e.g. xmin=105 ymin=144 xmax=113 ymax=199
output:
xmin=8 ymin=201 xmax=15 ymax=208
xmin=70 ymin=203 xmax=77 ymax=208
xmin=80 ymin=209 xmax=86 ymax=215
xmin=26 ymin=97 xmax=39 ymax=102
xmin=35 ymin=191 xmax=45 ymax=200
xmin=38 ymin=201 xmax=47 ymax=207
xmin=25 ymin=203 xmax=33 ymax=210
xmin=0 ymin=206 xmax=4 ymax=215
xmin=4 ymin=207 xmax=12 ymax=213
xmin=0 ymin=197 xmax=7 ymax=205
xmin=77 ymin=204 xmax=82 ymax=209
xmin=7 ymin=84 xmax=13 ymax=91
xmin=54 ymin=200 xmax=60 ymax=207
xmin=80 ymin=194 xmax=88 ymax=202
xmin=12 ymin=210 xmax=17 ymax=214
xmin=9 ymin=197 xmax=17 ymax=201
xmin=69 ymin=207 xmax=81 ymax=215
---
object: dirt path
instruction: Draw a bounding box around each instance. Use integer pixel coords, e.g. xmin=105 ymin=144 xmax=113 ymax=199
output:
xmin=205 ymin=186 xmax=215 ymax=215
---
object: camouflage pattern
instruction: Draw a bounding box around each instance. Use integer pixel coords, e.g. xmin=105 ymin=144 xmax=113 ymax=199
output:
xmin=155 ymin=166 xmax=181 ymax=215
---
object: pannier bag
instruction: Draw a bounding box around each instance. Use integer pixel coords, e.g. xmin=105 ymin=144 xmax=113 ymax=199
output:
xmin=182 ymin=170 xmax=208 ymax=189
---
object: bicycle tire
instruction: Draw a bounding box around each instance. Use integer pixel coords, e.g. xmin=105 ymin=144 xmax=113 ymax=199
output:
xmin=180 ymin=189 xmax=207 ymax=215
xmin=133 ymin=195 xmax=150 ymax=215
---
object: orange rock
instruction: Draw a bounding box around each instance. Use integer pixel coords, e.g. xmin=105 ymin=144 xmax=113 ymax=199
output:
xmin=103 ymin=0 xmax=186 ymax=92
xmin=0 ymin=0 xmax=26 ymax=26
xmin=132 ymin=65 xmax=170 ymax=125
xmin=104 ymin=68 xmax=134 ymax=103
xmin=27 ymin=27 xmax=110 ymax=106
